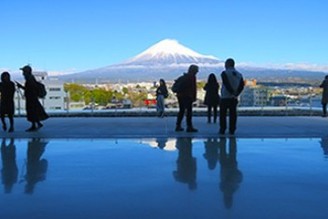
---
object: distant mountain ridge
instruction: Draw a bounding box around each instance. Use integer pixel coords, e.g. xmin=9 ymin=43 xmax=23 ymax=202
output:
xmin=59 ymin=39 xmax=326 ymax=83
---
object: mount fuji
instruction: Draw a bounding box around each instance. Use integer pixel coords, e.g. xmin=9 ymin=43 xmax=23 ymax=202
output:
xmin=60 ymin=39 xmax=326 ymax=83
xmin=60 ymin=39 xmax=224 ymax=82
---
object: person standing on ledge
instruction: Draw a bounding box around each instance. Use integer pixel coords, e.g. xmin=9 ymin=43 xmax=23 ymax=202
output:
xmin=203 ymin=73 xmax=220 ymax=124
xmin=320 ymin=75 xmax=328 ymax=117
xmin=175 ymin=64 xmax=199 ymax=132
xmin=16 ymin=65 xmax=49 ymax=132
xmin=219 ymin=58 xmax=244 ymax=135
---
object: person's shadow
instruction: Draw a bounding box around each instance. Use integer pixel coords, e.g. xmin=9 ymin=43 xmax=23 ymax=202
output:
xmin=1 ymin=138 xmax=18 ymax=193
xmin=24 ymin=138 xmax=49 ymax=194
xmin=219 ymin=137 xmax=243 ymax=209
xmin=173 ymin=137 xmax=197 ymax=190
xmin=203 ymin=138 xmax=220 ymax=170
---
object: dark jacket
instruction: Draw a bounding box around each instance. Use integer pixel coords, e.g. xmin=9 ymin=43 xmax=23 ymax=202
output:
xmin=23 ymin=76 xmax=49 ymax=122
xmin=0 ymin=81 xmax=15 ymax=115
xmin=156 ymin=85 xmax=168 ymax=98
xmin=204 ymin=82 xmax=220 ymax=106
xmin=177 ymin=73 xmax=197 ymax=102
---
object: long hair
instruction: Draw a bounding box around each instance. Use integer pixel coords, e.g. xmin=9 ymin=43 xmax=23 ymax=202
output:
xmin=207 ymin=73 xmax=218 ymax=86
xmin=159 ymin=78 xmax=167 ymax=88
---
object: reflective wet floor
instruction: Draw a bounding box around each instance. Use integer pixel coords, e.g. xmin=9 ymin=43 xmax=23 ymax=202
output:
xmin=1 ymin=138 xmax=328 ymax=219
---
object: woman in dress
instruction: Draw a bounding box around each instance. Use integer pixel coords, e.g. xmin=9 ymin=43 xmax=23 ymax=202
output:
xmin=16 ymin=65 xmax=49 ymax=131
xmin=203 ymin=73 xmax=220 ymax=123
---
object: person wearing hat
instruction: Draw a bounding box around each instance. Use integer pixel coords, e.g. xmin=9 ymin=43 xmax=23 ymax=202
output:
xmin=16 ymin=65 xmax=48 ymax=132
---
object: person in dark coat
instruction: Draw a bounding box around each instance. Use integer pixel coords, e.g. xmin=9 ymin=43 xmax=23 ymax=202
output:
xmin=319 ymin=75 xmax=328 ymax=117
xmin=156 ymin=79 xmax=168 ymax=118
xmin=204 ymin=73 xmax=220 ymax=123
xmin=0 ymin=72 xmax=16 ymax=132
xmin=175 ymin=65 xmax=199 ymax=132
xmin=16 ymin=65 xmax=49 ymax=132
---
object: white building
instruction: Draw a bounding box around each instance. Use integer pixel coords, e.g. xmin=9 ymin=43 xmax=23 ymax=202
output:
xmin=15 ymin=71 xmax=67 ymax=114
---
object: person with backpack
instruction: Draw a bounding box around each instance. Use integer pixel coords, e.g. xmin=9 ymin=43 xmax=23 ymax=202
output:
xmin=16 ymin=65 xmax=49 ymax=132
xmin=156 ymin=79 xmax=168 ymax=118
xmin=219 ymin=58 xmax=244 ymax=135
xmin=203 ymin=73 xmax=220 ymax=123
xmin=0 ymin=72 xmax=16 ymax=132
xmin=174 ymin=64 xmax=199 ymax=132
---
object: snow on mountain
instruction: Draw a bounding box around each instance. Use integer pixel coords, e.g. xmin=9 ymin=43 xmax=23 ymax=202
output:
xmin=121 ymin=39 xmax=221 ymax=66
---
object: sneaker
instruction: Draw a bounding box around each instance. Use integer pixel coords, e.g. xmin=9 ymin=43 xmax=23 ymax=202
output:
xmin=175 ymin=126 xmax=184 ymax=132
xmin=187 ymin=127 xmax=198 ymax=132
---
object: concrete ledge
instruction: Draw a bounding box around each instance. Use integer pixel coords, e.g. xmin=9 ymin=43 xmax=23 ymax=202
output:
xmin=1 ymin=116 xmax=328 ymax=139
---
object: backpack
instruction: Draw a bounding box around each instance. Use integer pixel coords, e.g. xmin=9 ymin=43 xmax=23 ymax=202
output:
xmin=36 ymin=81 xmax=47 ymax=98
xmin=171 ymin=74 xmax=187 ymax=93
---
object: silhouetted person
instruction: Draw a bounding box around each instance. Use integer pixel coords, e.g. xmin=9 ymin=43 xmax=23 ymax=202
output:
xmin=219 ymin=137 xmax=243 ymax=209
xmin=24 ymin=138 xmax=48 ymax=194
xmin=16 ymin=65 xmax=49 ymax=131
xmin=156 ymin=79 xmax=168 ymax=118
xmin=204 ymin=73 xmax=220 ymax=123
xmin=173 ymin=137 xmax=197 ymax=190
xmin=156 ymin=137 xmax=168 ymax=150
xmin=319 ymin=75 xmax=328 ymax=117
xmin=319 ymin=138 xmax=328 ymax=158
xmin=175 ymin=65 xmax=199 ymax=132
xmin=0 ymin=72 xmax=15 ymax=132
xmin=1 ymin=138 xmax=18 ymax=193
xmin=203 ymin=138 xmax=220 ymax=170
xmin=219 ymin=58 xmax=244 ymax=135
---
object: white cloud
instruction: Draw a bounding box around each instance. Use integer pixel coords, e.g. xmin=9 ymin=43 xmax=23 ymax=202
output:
xmin=238 ymin=62 xmax=328 ymax=72
xmin=47 ymin=68 xmax=78 ymax=76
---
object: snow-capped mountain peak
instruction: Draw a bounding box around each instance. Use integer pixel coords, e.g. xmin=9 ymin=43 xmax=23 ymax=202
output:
xmin=123 ymin=39 xmax=221 ymax=65
xmin=136 ymin=39 xmax=208 ymax=58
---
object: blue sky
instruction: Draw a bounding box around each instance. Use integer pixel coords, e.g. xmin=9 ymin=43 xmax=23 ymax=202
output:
xmin=1 ymin=0 xmax=327 ymax=74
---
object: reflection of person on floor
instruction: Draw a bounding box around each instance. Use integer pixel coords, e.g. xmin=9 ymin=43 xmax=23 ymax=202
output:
xmin=173 ymin=137 xmax=197 ymax=190
xmin=319 ymin=138 xmax=328 ymax=157
xmin=203 ymin=138 xmax=220 ymax=170
xmin=25 ymin=138 xmax=48 ymax=194
xmin=219 ymin=137 xmax=243 ymax=209
xmin=156 ymin=137 xmax=168 ymax=150
xmin=1 ymin=138 xmax=18 ymax=193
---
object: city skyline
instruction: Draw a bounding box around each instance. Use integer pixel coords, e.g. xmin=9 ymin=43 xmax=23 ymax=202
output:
xmin=1 ymin=0 xmax=328 ymax=75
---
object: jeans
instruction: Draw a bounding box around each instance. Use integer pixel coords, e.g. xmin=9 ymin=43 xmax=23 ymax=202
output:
xmin=156 ymin=95 xmax=165 ymax=115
